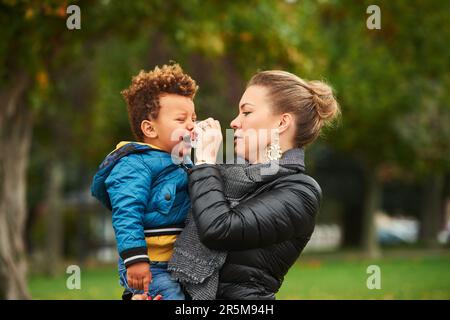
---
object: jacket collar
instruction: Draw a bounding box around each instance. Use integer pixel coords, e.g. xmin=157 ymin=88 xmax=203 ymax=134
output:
xmin=244 ymin=147 xmax=306 ymax=183
xmin=113 ymin=141 xmax=162 ymax=153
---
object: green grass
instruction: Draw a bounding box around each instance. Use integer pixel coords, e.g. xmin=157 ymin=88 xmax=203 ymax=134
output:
xmin=277 ymin=253 xmax=450 ymax=299
xmin=29 ymin=251 xmax=450 ymax=300
xmin=29 ymin=264 xmax=124 ymax=300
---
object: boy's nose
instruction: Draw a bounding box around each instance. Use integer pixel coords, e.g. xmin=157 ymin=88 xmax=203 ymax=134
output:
xmin=186 ymin=121 xmax=194 ymax=131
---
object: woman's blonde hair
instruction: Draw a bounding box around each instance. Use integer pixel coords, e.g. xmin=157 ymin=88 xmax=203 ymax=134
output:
xmin=248 ymin=70 xmax=340 ymax=147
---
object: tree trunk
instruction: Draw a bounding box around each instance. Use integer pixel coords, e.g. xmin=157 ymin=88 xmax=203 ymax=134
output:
xmin=342 ymin=201 xmax=364 ymax=247
xmin=361 ymin=168 xmax=382 ymax=259
xmin=419 ymin=174 xmax=445 ymax=247
xmin=44 ymin=159 xmax=64 ymax=276
xmin=0 ymin=73 xmax=32 ymax=299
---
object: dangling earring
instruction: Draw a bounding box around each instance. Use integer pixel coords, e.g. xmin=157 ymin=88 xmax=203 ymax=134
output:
xmin=265 ymin=129 xmax=282 ymax=161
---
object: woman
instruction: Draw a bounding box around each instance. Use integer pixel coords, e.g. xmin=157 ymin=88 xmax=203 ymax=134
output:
xmin=169 ymin=70 xmax=340 ymax=300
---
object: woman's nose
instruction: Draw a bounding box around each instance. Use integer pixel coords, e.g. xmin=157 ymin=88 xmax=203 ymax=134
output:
xmin=230 ymin=116 xmax=240 ymax=129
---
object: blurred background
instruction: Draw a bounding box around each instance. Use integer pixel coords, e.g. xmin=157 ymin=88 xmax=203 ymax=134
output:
xmin=0 ymin=0 xmax=449 ymax=300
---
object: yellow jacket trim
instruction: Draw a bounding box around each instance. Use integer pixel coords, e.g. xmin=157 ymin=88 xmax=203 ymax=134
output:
xmin=145 ymin=235 xmax=178 ymax=262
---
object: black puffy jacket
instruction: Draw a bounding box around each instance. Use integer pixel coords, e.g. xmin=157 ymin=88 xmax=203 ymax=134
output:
xmin=188 ymin=161 xmax=322 ymax=300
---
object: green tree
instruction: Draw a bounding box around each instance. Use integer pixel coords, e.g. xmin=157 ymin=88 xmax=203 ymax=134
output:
xmin=318 ymin=0 xmax=450 ymax=256
xmin=0 ymin=0 xmax=163 ymax=299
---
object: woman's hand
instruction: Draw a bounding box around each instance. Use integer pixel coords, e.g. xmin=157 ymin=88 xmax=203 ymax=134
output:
xmin=194 ymin=118 xmax=222 ymax=165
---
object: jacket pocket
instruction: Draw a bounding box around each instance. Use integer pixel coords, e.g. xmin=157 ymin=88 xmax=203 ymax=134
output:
xmin=154 ymin=183 xmax=176 ymax=215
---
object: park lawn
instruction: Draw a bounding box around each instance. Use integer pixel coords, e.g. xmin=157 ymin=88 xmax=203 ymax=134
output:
xmin=29 ymin=253 xmax=450 ymax=300
xmin=277 ymin=253 xmax=450 ymax=299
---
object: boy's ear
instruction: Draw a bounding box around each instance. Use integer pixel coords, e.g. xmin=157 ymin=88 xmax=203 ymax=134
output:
xmin=141 ymin=120 xmax=158 ymax=139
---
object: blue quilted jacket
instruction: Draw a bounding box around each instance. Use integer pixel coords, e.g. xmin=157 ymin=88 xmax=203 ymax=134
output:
xmin=90 ymin=141 xmax=192 ymax=266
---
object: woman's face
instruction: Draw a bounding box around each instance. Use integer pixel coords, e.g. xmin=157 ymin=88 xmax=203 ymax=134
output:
xmin=230 ymin=85 xmax=281 ymax=163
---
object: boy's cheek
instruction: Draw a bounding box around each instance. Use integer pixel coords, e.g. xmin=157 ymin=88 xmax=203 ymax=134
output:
xmin=163 ymin=132 xmax=183 ymax=148
xmin=180 ymin=142 xmax=193 ymax=157
xmin=166 ymin=140 xmax=190 ymax=157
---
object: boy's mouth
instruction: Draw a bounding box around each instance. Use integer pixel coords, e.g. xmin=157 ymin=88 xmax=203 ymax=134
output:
xmin=176 ymin=136 xmax=192 ymax=158
xmin=181 ymin=134 xmax=191 ymax=145
xmin=182 ymin=133 xmax=197 ymax=148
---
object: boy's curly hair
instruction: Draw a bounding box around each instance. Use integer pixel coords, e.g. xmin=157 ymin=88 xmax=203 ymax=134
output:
xmin=121 ymin=63 xmax=198 ymax=141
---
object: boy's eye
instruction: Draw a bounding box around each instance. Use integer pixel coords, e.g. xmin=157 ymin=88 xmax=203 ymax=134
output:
xmin=243 ymin=112 xmax=251 ymax=116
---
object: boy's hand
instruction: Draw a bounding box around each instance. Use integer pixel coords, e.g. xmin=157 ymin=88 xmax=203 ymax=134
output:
xmin=127 ymin=262 xmax=152 ymax=293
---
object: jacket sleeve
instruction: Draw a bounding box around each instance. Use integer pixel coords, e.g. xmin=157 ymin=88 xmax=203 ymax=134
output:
xmin=189 ymin=164 xmax=321 ymax=251
xmin=105 ymin=157 xmax=151 ymax=267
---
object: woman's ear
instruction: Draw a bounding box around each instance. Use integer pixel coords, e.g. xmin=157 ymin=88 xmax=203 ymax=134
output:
xmin=141 ymin=120 xmax=158 ymax=139
xmin=277 ymin=113 xmax=293 ymax=134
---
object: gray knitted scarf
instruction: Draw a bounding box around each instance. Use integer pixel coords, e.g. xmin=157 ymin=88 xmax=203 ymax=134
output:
xmin=168 ymin=148 xmax=305 ymax=300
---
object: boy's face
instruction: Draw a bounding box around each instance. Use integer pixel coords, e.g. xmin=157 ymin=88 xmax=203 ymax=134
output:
xmin=146 ymin=94 xmax=196 ymax=157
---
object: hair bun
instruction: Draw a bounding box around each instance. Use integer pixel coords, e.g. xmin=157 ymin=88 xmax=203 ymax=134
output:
xmin=308 ymin=80 xmax=340 ymax=123
xmin=247 ymin=70 xmax=340 ymax=147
